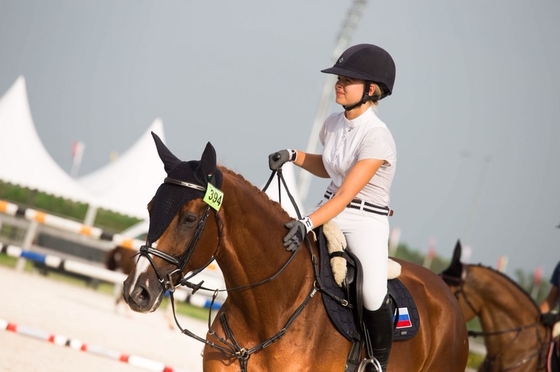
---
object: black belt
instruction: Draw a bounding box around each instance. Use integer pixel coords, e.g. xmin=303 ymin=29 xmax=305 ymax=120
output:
xmin=324 ymin=190 xmax=394 ymax=217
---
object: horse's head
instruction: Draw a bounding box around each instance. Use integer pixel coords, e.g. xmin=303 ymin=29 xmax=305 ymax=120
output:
xmin=123 ymin=133 xmax=223 ymax=313
xmin=439 ymin=240 xmax=478 ymax=320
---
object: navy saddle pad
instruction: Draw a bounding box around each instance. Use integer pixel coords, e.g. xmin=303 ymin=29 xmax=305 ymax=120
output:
xmin=317 ymin=227 xmax=419 ymax=341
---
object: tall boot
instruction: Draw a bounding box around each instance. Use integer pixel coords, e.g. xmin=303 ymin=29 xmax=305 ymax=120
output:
xmin=363 ymin=294 xmax=394 ymax=372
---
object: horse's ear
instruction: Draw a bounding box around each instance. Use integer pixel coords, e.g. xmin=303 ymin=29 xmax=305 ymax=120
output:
xmin=152 ymin=132 xmax=182 ymax=173
xmin=199 ymin=142 xmax=217 ymax=181
xmin=452 ymin=240 xmax=463 ymax=264
xmin=440 ymin=239 xmax=464 ymax=281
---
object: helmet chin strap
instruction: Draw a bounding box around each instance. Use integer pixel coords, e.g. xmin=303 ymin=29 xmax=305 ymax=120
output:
xmin=343 ymin=94 xmax=369 ymax=111
xmin=343 ymin=82 xmax=377 ymax=112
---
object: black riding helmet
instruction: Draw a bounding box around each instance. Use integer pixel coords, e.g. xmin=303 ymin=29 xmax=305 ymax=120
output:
xmin=321 ymin=43 xmax=396 ymax=111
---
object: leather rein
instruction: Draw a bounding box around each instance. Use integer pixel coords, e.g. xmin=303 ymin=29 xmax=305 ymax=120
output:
xmin=136 ymin=169 xmax=331 ymax=372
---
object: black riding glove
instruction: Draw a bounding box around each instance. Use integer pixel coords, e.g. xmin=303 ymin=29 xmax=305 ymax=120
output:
xmin=283 ymin=217 xmax=313 ymax=252
xmin=540 ymin=312 xmax=560 ymax=327
xmin=268 ymin=149 xmax=297 ymax=170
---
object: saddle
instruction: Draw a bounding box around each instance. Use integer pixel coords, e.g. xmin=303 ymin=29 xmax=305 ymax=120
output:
xmin=314 ymin=222 xmax=420 ymax=371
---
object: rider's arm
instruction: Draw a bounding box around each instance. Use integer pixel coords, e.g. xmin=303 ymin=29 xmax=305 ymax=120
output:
xmin=293 ymin=151 xmax=329 ymax=178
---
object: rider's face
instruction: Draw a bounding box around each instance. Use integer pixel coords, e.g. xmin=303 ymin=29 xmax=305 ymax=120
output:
xmin=334 ymin=76 xmax=365 ymax=106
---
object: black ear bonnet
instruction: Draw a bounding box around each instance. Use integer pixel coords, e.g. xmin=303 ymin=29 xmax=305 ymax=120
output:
xmin=440 ymin=240 xmax=463 ymax=284
xmin=147 ymin=132 xmax=223 ymax=244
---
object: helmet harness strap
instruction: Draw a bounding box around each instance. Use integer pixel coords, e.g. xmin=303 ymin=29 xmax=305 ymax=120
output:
xmin=343 ymin=81 xmax=378 ymax=112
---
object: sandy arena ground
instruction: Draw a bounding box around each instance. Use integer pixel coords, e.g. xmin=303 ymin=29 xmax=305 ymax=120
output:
xmin=0 ymin=265 xmax=209 ymax=372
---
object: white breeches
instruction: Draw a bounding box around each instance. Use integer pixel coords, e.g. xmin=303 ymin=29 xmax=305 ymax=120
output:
xmin=332 ymin=206 xmax=389 ymax=311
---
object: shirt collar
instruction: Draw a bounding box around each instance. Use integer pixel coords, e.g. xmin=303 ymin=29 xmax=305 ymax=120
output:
xmin=344 ymin=107 xmax=376 ymax=131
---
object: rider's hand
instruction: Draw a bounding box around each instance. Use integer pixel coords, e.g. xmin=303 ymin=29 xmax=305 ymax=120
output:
xmin=283 ymin=217 xmax=313 ymax=252
xmin=268 ymin=149 xmax=297 ymax=170
xmin=540 ymin=312 xmax=560 ymax=327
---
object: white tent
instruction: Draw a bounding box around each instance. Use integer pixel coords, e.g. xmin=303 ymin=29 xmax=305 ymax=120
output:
xmin=0 ymin=76 xmax=102 ymax=206
xmin=78 ymin=119 xmax=166 ymax=220
xmin=0 ymin=75 xmax=303 ymax=227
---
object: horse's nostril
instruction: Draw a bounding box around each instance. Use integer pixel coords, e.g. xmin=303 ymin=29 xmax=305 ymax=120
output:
xmin=122 ymin=284 xmax=153 ymax=313
xmin=134 ymin=285 xmax=150 ymax=304
xmin=141 ymin=287 xmax=151 ymax=303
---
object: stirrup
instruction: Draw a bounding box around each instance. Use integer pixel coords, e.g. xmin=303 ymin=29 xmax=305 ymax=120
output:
xmin=357 ymin=357 xmax=382 ymax=372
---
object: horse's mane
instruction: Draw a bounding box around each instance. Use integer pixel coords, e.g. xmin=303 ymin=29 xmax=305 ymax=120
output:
xmin=218 ymin=166 xmax=294 ymax=221
xmin=470 ymin=263 xmax=541 ymax=313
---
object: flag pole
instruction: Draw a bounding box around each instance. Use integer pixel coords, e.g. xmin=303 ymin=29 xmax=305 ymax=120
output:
xmin=70 ymin=141 xmax=85 ymax=178
xmin=298 ymin=0 xmax=369 ymax=202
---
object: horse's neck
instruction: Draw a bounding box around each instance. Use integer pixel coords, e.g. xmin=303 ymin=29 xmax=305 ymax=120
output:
xmin=469 ymin=266 xmax=543 ymax=355
xmin=472 ymin=268 xmax=537 ymax=324
xmin=216 ymin=173 xmax=315 ymax=318
xmin=464 ymin=267 xmax=548 ymax=372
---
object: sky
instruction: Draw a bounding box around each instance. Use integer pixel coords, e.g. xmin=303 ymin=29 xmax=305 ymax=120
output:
xmin=1 ymin=0 xmax=559 ymax=279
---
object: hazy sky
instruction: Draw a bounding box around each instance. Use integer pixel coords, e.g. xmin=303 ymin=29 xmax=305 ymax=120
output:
xmin=1 ymin=1 xmax=559 ymax=278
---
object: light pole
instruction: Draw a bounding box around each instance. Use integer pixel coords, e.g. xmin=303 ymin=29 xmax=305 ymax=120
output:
xmin=297 ymin=0 xmax=369 ymax=202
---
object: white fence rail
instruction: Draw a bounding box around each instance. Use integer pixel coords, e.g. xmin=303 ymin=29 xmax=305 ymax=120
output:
xmin=0 ymin=199 xmax=226 ymax=309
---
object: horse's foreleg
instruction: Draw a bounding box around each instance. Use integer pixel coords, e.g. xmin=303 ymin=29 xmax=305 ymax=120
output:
xmin=113 ymin=283 xmax=123 ymax=313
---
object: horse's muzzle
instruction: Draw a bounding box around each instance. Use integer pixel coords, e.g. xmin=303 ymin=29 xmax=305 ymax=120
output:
xmin=122 ymin=282 xmax=155 ymax=313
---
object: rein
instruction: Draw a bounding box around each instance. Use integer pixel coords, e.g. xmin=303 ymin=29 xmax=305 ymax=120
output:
xmin=139 ymin=169 xmax=330 ymax=372
xmin=443 ymin=265 xmax=549 ymax=371
xmin=261 ymin=167 xmax=303 ymax=218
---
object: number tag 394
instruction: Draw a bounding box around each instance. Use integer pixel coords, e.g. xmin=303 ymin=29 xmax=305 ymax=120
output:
xmin=203 ymin=183 xmax=224 ymax=211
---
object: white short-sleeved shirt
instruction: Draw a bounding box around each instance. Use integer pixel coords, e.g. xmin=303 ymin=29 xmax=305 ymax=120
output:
xmin=319 ymin=107 xmax=397 ymax=206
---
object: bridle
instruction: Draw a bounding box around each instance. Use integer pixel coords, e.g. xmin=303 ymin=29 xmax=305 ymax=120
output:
xmin=139 ymin=205 xmax=212 ymax=294
xmin=441 ymin=264 xmax=549 ymax=371
xmin=440 ymin=264 xmax=479 ymax=317
xmin=135 ymin=170 xmax=335 ymax=372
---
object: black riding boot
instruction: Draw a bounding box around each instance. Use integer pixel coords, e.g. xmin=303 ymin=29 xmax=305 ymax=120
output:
xmin=363 ymin=295 xmax=394 ymax=372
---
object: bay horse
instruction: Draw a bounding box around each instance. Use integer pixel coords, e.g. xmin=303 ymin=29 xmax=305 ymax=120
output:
xmin=440 ymin=241 xmax=557 ymax=371
xmin=122 ymin=133 xmax=469 ymax=372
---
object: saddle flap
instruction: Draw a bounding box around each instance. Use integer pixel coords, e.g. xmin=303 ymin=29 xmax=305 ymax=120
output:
xmin=316 ymin=225 xmax=420 ymax=343
xmin=388 ymin=279 xmax=420 ymax=340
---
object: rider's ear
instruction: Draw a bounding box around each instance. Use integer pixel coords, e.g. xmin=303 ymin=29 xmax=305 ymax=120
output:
xmin=368 ymin=83 xmax=375 ymax=96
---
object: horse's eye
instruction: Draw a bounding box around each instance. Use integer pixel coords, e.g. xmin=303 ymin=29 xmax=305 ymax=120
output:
xmin=183 ymin=214 xmax=198 ymax=226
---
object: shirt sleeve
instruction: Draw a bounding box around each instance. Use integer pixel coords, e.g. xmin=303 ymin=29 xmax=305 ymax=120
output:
xmin=358 ymin=127 xmax=396 ymax=165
